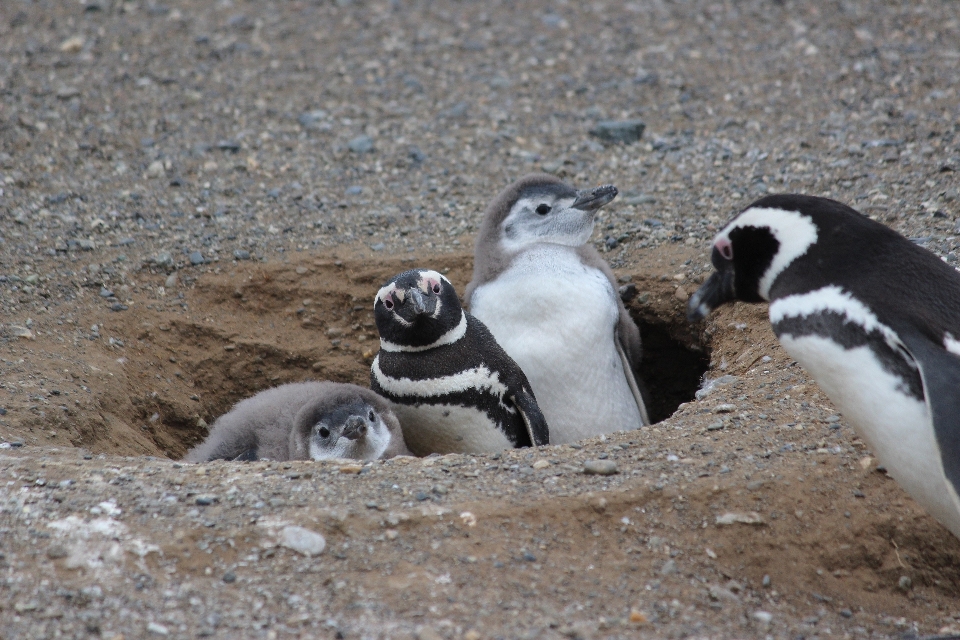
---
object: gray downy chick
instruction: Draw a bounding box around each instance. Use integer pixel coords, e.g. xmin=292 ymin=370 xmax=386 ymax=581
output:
xmin=183 ymin=382 xmax=410 ymax=462
xmin=465 ymin=173 xmax=650 ymax=444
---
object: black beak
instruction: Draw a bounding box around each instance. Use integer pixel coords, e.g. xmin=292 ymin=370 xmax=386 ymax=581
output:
xmin=341 ymin=416 xmax=367 ymax=441
xmin=409 ymin=289 xmax=427 ymax=315
xmin=687 ymin=269 xmax=736 ymax=322
xmin=572 ymin=184 xmax=618 ymax=211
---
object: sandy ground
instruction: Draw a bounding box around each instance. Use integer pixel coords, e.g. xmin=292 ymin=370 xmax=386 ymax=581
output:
xmin=2 ymin=0 xmax=960 ymax=638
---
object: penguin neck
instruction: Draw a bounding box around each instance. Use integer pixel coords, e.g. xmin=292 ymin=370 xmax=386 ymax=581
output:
xmin=380 ymin=311 xmax=468 ymax=353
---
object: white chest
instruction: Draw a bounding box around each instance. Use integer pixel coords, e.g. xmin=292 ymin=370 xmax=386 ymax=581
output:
xmin=470 ymin=247 xmax=643 ymax=442
xmin=777 ymin=332 xmax=960 ymax=537
xmin=393 ymin=403 xmax=512 ymax=456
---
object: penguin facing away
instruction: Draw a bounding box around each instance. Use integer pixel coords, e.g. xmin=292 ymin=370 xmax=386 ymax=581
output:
xmin=465 ymin=173 xmax=650 ymax=445
xmin=688 ymin=193 xmax=960 ymax=540
xmin=370 ymin=268 xmax=549 ymax=456
xmin=183 ymin=382 xmax=411 ymax=463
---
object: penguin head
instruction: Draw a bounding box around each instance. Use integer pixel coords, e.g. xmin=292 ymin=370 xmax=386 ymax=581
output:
xmin=688 ymin=194 xmax=822 ymax=321
xmin=374 ymin=268 xmax=464 ymax=348
xmin=485 ymin=173 xmax=618 ymax=252
xmin=297 ymin=398 xmax=392 ymax=461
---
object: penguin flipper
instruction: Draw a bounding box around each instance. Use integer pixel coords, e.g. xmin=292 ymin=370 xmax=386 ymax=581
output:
xmin=898 ymin=331 xmax=960 ymax=492
xmin=615 ymin=331 xmax=651 ymax=426
xmin=510 ymin=388 xmax=550 ymax=447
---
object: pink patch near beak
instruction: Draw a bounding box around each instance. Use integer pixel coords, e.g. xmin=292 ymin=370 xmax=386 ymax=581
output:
xmin=715 ymin=236 xmax=733 ymax=261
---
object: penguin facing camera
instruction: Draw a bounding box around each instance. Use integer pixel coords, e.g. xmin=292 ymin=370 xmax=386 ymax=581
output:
xmin=183 ymin=381 xmax=410 ymax=462
xmin=689 ymin=193 xmax=960 ymax=540
xmin=371 ymin=268 xmax=549 ymax=456
xmin=465 ymin=173 xmax=650 ymax=444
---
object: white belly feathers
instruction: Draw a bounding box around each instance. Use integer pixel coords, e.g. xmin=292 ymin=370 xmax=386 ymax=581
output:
xmin=771 ymin=293 xmax=960 ymax=539
xmin=393 ymin=403 xmax=512 ymax=456
xmin=470 ymin=246 xmax=644 ymax=443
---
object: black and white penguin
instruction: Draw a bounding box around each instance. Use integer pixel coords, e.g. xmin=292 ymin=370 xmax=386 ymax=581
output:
xmin=688 ymin=193 xmax=960 ymax=539
xmin=464 ymin=174 xmax=650 ymax=444
xmin=182 ymin=382 xmax=411 ymax=462
xmin=370 ymin=268 xmax=549 ymax=456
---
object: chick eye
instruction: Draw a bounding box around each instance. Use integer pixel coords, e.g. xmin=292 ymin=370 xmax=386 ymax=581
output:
xmin=318 ymin=427 xmax=330 ymax=438
xmin=368 ymin=410 xmax=375 ymax=421
xmin=432 ymin=283 xmax=441 ymax=294
xmin=383 ymin=298 xmax=394 ymax=310
xmin=535 ymin=204 xmax=551 ymax=215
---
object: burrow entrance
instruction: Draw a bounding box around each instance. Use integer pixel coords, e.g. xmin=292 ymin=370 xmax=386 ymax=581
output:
xmin=636 ymin=317 xmax=711 ymax=424
xmin=36 ymin=254 xmax=712 ymax=458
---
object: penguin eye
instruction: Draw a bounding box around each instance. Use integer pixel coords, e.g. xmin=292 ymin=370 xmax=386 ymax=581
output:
xmin=368 ymin=410 xmax=375 ymax=421
xmin=432 ymin=283 xmax=441 ymax=294
xmin=318 ymin=427 xmax=330 ymax=438
xmin=535 ymin=203 xmax=551 ymax=215
xmin=383 ymin=297 xmax=394 ymax=310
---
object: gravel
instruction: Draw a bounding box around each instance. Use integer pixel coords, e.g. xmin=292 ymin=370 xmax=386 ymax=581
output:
xmin=1 ymin=0 xmax=960 ymax=638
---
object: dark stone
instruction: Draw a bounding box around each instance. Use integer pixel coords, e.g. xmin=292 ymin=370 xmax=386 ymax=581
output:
xmin=348 ymin=135 xmax=374 ymax=154
xmin=590 ymin=119 xmax=646 ymax=144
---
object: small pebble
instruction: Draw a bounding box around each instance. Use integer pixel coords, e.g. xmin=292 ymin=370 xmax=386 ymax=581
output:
xmin=752 ymin=611 xmax=773 ymax=624
xmin=348 ymin=135 xmax=374 ymax=153
xmin=583 ymin=460 xmax=618 ymax=475
xmin=590 ymin=119 xmax=646 ymax=144
xmin=278 ymin=526 xmax=326 ymax=556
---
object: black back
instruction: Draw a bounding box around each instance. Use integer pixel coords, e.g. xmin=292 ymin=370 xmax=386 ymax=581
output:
xmin=757 ymin=195 xmax=960 ymax=340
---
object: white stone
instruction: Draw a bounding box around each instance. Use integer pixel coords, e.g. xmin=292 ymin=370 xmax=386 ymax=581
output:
xmin=278 ymin=526 xmax=325 ymax=556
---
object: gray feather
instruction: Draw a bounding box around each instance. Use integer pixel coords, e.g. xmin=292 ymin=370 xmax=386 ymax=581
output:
xmin=183 ymin=382 xmax=410 ymax=462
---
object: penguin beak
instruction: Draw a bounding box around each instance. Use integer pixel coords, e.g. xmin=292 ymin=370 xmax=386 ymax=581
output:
xmin=409 ymin=288 xmax=427 ymax=315
xmin=341 ymin=416 xmax=367 ymax=441
xmin=687 ymin=269 xmax=736 ymax=321
xmin=572 ymin=184 xmax=618 ymax=212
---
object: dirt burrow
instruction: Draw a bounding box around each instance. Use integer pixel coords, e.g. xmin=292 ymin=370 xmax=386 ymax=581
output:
xmin=5 ymin=250 xmax=708 ymax=460
xmin=5 ymin=246 xmax=960 ymax=638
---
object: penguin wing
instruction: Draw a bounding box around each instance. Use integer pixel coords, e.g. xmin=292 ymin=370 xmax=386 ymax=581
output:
xmin=897 ymin=330 xmax=960 ymax=491
xmin=509 ymin=386 xmax=550 ymax=447
xmin=576 ymin=244 xmax=651 ymax=425
xmin=615 ymin=330 xmax=651 ymax=426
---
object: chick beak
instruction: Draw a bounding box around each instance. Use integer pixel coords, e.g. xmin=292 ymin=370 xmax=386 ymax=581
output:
xmin=572 ymin=184 xmax=618 ymax=211
xmin=341 ymin=416 xmax=367 ymax=441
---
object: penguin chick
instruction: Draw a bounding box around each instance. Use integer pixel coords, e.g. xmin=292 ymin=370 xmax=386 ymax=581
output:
xmin=689 ymin=193 xmax=960 ymax=540
xmin=464 ymin=173 xmax=650 ymax=444
xmin=182 ymin=382 xmax=410 ymax=462
xmin=370 ymin=268 xmax=549 ymax=456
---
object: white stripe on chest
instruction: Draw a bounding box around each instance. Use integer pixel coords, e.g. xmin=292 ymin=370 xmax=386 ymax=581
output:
xmin=372 ymin=355 xmax=509 ymax=401
xmin=379 ymin=312 xmax=467 ymax=353
xmin=393 ymin=403 xmax=512 ymax=455
xmin=770 ymin=285 xmax=902 ymax=347
xmin=470 ymin=245 xmax=643 ymax=443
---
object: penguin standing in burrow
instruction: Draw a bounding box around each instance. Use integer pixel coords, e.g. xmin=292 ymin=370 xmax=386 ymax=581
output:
xmin=464 ymin=174 xmax=650 ymax=444
xmin=688 ymin=193 xmax=960 ymax=540
xmin=370 ymin=268 xmax=549 ymax=456
xmin=183 ymin=382 xmax=410 ymax=462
